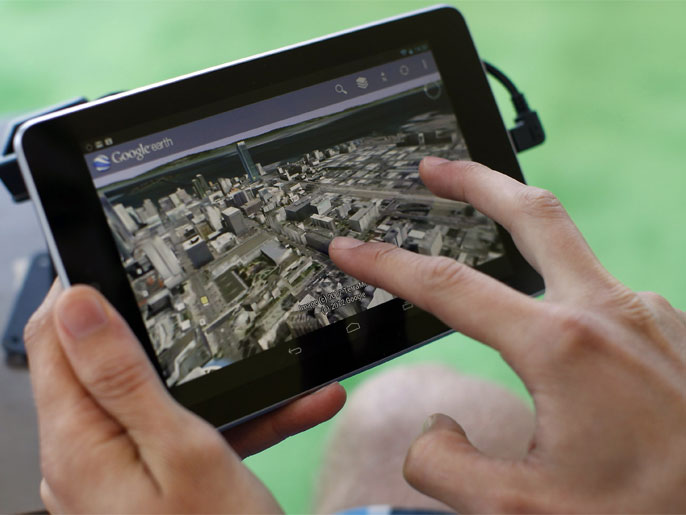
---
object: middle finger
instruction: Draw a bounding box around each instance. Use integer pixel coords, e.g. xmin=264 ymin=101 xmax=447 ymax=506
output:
xmin=419 ymin=158 xmax=612 ymax=294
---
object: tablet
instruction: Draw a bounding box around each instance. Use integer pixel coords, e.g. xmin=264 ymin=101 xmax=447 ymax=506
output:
xmin=16 ymin=5 xmax=543 ymax=429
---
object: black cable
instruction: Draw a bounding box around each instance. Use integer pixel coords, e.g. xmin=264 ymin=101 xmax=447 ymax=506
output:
xmin=483 ymin=62 xmax=518 ymax=97
xmin=483 ymin=60 xmax=545 ymax=152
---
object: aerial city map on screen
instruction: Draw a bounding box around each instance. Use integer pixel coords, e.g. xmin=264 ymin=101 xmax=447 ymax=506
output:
xmin=97 ymin=83 xmax=505 ymax=386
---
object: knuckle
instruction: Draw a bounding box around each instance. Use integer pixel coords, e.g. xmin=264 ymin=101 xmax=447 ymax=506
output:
xmin=419 ymin=257 xmax=471 ymax=311
xmin=175 ymin=423 xmax=228 ymax=467
xmin=367 ymin=243 xmax=408 ymax=284
xmin=494 ymin=490 xmax=537 ymax=514
xmin=605 ymin=285 xmax=656 ymax=327
xmin=515 ymin=186 xmax=565 ymax=219
xmin=549 ymin=309 xmax=602 ymax=359
xmin=195 ymin=430 xmax=226 ymax=458
xmin=402 ymin=430 xmax=446 ymax=488
xmin=421 ymin=256 xmax=469 ymax=291
xmin=637 ymin=291 xmax=673 ymax=311
xmin=405 ymin=430 xmax=539 ymax=513
xmin=23 ymin=310 xmax=49 ymax=351
xmin=23 ymin=287 xmax=61 ymax=350
xmin=458 ymin=160 xmax=485 ymax=176
xmin=370 ymin=242 xmax=403 ymax=264
xmin=86 ymin=355 xmax=153 ymax=401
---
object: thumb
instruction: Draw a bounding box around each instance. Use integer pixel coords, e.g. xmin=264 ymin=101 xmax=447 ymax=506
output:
xmin=53 ymin=285 xmax=180 ymax=439
xmin=403 ymin=413 xmax=528 ymax=513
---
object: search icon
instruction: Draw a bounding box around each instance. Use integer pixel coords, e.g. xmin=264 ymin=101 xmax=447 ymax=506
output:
xmin=335 ymin=84 xmax=348 ymax=95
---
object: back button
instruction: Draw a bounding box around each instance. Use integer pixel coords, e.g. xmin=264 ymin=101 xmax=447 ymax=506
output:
xmin=346 ymin=322 xmax=361 ymax=334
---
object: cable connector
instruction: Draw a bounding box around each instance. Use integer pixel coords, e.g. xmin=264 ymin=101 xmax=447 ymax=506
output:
xmin=483 ymin=61 xmax=545 ymax=153
xmin=510 ymin=104 xmax=545 ymax=154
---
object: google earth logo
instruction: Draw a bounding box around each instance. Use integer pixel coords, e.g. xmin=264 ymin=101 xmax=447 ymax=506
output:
xmin=93 ymin=154 xmax=111 ymax=173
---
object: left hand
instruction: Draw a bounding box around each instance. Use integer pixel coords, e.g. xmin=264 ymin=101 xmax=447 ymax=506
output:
xmin=25 ymin=282 xmax=345 ymax=512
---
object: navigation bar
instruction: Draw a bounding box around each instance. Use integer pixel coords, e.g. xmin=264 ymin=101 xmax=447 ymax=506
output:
xmin=85 ymin=51 xmax=439 ymax=185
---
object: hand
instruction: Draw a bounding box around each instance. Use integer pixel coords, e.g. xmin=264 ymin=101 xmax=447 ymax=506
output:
xmin=329 ymin=157 xmax=686 ymax=513
xmin=25 ymin=283 xmax=345 ymax=513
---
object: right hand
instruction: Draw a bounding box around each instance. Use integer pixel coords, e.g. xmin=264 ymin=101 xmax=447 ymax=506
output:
xmin=329 ymin=157 xmax=686 ymax=513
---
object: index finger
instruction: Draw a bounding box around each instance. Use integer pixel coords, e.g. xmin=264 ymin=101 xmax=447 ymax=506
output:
xmin=329 ymin=238 xmax=545 ymax=373
xmin=223 ymin=383 xmax=346 ymax=458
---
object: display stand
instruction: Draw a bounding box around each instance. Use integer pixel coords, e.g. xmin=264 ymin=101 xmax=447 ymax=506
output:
xmin=0 ymin=98 xmax=84 ymax=366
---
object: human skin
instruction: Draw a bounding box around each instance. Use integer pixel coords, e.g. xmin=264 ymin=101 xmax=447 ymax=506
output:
xmin=24 ymin=284 xmax=345 ymax=513
xmin=328 ymin=157 xmax=686 ymax=513
xmin=313 ymin=364 xmax=536 ymax=513
xmin=25 ymin=156 xmax=686 ymax=513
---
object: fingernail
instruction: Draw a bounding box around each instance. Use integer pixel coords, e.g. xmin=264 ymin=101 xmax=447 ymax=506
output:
xmin=57 ymin=291 xmax=108 ymax=340
xmin=422 ymin=414 xmax=439 ymax=434
xmin=422 ymin=413 xmax=466 ymax=435
xmin=329 ymin=237 xmax=364 ymax=250
xmin=421 ymin=156 xmax=450 ymax=167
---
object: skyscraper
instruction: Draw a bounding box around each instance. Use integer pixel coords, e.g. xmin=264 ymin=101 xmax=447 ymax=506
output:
xmin=142 ymin=199 xmax=159 ymax=221
xmin=231 ymin=190 xmax=249 ymax=207
xmin=221 ymin=207 xmax=248 ymax=236
xmin=169 ymin=193 xmax=182 ymax=207
xmin=141 ymin=236 xmax=184 ymax=288
xmin=418 ymin=228 xmax=443 ymax=256
xmin=113 ymin=203 xmax=139 ymax=234
xmin=286 ymin=311 xmax=323 ymax=338
xmin=311 ymin=214 xmax=336 ymax=231
xmin=100 ymin=196 xmax=134 ymax=258
xmin=158 ymin=196 xmax=174 ymax=212
xmin=260 ymin=240 xmax=291 ymax=266
xmin=305 ymin=232 xmax=332 ymax=254
xmin=175 ymin=187 xmax=193 ymax=204
xmin=240 ymin=198 xmax=262 ymax=217
xmin=183 ymin=237 xmax=214 ymax=269
xmin=236 ymin=141 xmax=259 ymax=183
xmin=126 ymin=206 xmax=142 ymax=225
xmin=197 ymin=174 xmax=210 ymax=192
xmin=192 ymin=174 xmax=210 ymax=199
xmin=219 ymin=178 xmax=232 ymax=195
xmin=204 ymin=205 xmax=223 ymax=232
xmin=285 ymin=198 xmax=315 ymax=221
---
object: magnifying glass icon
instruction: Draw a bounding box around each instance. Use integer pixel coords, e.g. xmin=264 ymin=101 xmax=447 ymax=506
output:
xmin=335 ymin=84 xmax=348 ymax=95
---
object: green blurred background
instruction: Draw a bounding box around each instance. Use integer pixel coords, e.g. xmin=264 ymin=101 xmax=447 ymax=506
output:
xmin=2 ymin=1 xmax=685 ymax=512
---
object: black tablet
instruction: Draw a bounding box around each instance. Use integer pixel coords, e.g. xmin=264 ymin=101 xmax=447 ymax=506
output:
xmin=16 ymin=5 xmax=543 ymax=429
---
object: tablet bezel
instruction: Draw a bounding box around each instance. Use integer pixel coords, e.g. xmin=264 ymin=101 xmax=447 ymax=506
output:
xmin=16 ymin=5 xmax=544 ymax=428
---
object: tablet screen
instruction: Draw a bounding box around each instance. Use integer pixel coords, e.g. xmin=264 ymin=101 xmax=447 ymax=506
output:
xmin=81 ymin=44 xmax=508 ymax=388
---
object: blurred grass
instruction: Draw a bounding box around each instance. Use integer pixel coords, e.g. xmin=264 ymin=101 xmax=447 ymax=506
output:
xmin=2 ymin=1 xmax=685 ymax=512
